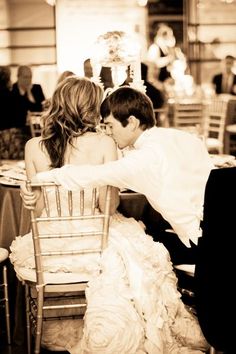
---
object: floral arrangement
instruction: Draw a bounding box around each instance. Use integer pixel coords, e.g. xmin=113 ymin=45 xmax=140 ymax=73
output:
xmin=92 ymin=31 xmax=139 ymax=67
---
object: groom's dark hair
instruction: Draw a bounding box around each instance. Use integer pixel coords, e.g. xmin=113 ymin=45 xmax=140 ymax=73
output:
xmin=100 ymin=86 xmax=156 ymax=129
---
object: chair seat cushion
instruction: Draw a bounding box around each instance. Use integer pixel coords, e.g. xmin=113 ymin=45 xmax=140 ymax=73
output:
xmin=206 ymin=137 xmax=223 ymax=148
xmin=0 ymin=248 xmax=9 ymax=262
xmin=14 ymin=264 xmax=96 ymax=284
xmin=226 ymin=124 xmax=236 ymax=133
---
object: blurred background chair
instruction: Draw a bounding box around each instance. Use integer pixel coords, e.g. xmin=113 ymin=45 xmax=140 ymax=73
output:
xmin=0 ymin=247 xmax=11 ymax=345
xmin=27 ymin=111 xmax=43 ymax=137
xmin=203 ymin=99 xmax=228 ymax=154
xmin=13 ymin=181 xmax=112 ymax=354
xmin=172 ymin=101 xmax=203 ymax=134
xmin=224 ymin=124 xmax=236 ymax=155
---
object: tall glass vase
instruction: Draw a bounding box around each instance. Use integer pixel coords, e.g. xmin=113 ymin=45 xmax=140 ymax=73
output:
xmin=111 ymin=65 xmax=128 ymax=89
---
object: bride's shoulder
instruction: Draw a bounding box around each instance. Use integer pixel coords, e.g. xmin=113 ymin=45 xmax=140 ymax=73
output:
xmin=87 ymin=132 xmax=116 ymax=148
xmin=26 ymin=136 xmax=42 ymax=147
xmin=98 ymin=133 xmax=116 ymax=149
xmin=25 ymin=136 xmax=43 ymax=152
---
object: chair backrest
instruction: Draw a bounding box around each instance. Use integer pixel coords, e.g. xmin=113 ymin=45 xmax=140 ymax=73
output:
xmin=173 ymin=101 xmax=203 ymax=134
xmin=203 ymin=99 xmax=228 ymax=150
xmin=26 ymin=181 xmax=112 ymax=287
xmin=27 ymin=111 xmax=43 ymax=137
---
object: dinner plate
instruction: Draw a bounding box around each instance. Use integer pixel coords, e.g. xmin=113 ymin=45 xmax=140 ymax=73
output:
xmin=210 ymin=154 xmax=236 ymax=167
xmin=0 ymin=176 xmax=21 ymax=186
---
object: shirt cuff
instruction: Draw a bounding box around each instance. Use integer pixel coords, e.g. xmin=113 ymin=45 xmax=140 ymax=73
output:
xmin=36 ymin=170 xmax=57 ymax=182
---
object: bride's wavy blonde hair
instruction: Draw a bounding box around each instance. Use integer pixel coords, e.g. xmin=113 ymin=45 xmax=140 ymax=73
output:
xmin=40 ymin=76 xmax=104 ymax=168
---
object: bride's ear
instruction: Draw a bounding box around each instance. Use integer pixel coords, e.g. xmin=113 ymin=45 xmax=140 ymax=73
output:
xmin=127 ymin=115 xmax=140 ymax=131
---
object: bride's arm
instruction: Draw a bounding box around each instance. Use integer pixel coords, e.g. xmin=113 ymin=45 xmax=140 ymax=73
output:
xmin=21 ymin=138 xmax=44 ymax=216
xmin=98 ymin=136 xmax=120 ymax=215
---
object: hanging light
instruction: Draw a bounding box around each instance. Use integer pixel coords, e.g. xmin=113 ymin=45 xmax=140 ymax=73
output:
xmin=45 ymin=0 xmax=56 ymax=6
xmin=137 ymin=0 xmax=148 ymax=6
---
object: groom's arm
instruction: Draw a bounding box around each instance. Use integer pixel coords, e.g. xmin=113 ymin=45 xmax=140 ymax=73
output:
xmin=36 ymin=163 xmax=121 ymax=190
xmin=36 ymin=153 xmax=147 ymax=191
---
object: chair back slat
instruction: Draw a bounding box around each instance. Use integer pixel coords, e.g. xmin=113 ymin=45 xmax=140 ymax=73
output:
xmin=55 ymin=185 xmax=61 ymax=216
xmin=27 ymin=111 xmax=43 ymax=137
xmin=42 ymin=187 xmax=50 ymax=217
xmin=80 ymin=190 xmax=84 ymax=215
xmin=68 ymin=190 xmax=73 ymax=216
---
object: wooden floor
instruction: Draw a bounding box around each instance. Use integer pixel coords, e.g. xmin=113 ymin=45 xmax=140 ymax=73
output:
xmin=0 ymin=339 xmax=69 ymax=354
xmin=0 ymin=327 xmax=69 ymax=354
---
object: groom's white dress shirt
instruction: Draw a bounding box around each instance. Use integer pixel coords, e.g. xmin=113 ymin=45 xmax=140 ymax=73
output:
xmin=37 ymin=127 xmax=214 ymax=247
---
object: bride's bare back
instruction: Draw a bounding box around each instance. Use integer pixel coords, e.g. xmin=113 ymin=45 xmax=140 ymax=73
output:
xmin=25 ymin=132 xmax=118 ymax=179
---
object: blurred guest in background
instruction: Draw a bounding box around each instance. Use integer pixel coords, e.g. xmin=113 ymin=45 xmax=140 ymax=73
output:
xmin=212 ymin=55 xmax=236 ymax=95
xmin=141 ymin=62 xmax=165 ymax=109
xmin=0 ymin=66 xmax=13 ymax=132
xmin=57 ymin=70 xmax=75 ymax=85
xmin=12 ymin=65 xmax=45 ymax=129
xmin=42 ymin=70 xmax=75 ymax=111
xmin=83 ymin=58 xmax=93 ymax=79
xmin=147 ymin=23 xmax=185 ymax=85
xmin=0 ymin=66 xmax=26 ymax=159
xmin=0 ymin=65 xmax=14 ymax=159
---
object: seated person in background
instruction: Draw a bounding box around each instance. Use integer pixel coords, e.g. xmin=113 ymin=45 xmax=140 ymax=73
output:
xmin=83 ymin=58 xmax=113 ymax=89
xmin=32 ymin=86 xmax=214 ymax=266
xmin=0 ymin=66 xmax=15 ymax=158
xmin=42 ymin=70 xmax=75 ymax=110
xmin=0 ymin=65 xmax=26 ymax=159
xmin=57 ymin=70 xmax=75 ymax=84
xmin=83 ymin=58 xmax=93 ymax=79
xmin=12 ymin=65 xmax=45 ymax=129
xmin=14 ymin=76 xmax=208 ymax=353
xmin=212 ymin=55 xmax=236 ymax=95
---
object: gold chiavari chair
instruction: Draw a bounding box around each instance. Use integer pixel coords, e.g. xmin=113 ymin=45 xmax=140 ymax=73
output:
xmin=224 ymin=124 xmax=236 ymax=155
xmin=13 ymin=181 xmax=112 ymax=354
xmin=0 ymin=247 xmax=11 ymax=345
xmin=203 ymin=99 xmax=228 ymax=154
xmin=172 ymin=101 xmax=204 ymax=134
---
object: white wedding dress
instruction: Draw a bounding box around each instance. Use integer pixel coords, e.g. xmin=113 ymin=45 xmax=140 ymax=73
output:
xmin=10 ymin=188 xmax=208 ymax=354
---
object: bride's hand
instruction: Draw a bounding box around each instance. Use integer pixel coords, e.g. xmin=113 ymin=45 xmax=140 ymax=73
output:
xmin=20 ymin=181 xmax=38 ymax=210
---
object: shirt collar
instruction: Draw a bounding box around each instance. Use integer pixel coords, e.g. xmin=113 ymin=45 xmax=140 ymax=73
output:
xmin=133 ymin=127 xmax=156 ymax=149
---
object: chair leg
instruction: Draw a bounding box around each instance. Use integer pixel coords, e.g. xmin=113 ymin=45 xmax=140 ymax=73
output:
xmin=34 ymin=288 xmax=44 ymax=354
xmin=25 ymin=284 xmax=31 ymax=354
xmin=3 ymin=265 xmax=11 ymax=345
xmin=209 ymin=347 xmax=224 ymax=354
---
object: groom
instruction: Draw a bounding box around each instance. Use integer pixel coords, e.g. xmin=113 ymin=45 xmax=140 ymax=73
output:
xmin=33 ymin=86 xmax=214 ymax=265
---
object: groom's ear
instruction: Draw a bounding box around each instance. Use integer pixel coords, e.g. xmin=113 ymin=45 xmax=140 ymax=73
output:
xmin=127 ymin=115 xmax=140 ymax=131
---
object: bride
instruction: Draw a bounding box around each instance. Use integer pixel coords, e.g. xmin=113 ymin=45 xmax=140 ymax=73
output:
xmin=10 ymin=76 xmax=207 ymax=353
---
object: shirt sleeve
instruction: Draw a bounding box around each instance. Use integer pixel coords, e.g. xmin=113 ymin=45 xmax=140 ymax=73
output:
xmin=36 ymin=150 xmax=149 ymax=191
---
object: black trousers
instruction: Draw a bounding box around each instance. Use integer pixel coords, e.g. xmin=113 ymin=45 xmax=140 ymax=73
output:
xmin=157 ymin=230 xmax=198 ymax=265
xmin=141 ymin=202 xmax=198 ymax=265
